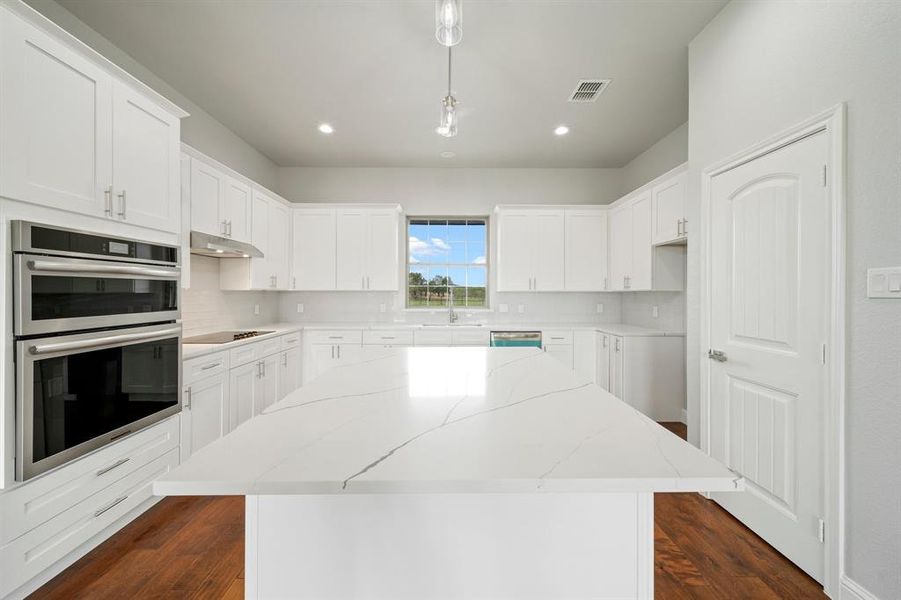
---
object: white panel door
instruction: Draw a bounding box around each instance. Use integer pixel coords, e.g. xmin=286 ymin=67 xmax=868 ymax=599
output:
xmin=533 ymin=210 xmax=565 ymax=291
xmin=629 ymin=194 xmax=652 ymax=291
xmin=292 ymin=209 xmax=337 ymax=290
xmin=189 ymin=158 xmax=225 ymax=237
xmin=336 ymin=209 xmax=367 ymax=290
xmin=268 ymin=201 xmax=291 ymax=290
xmin=259 ymin=354 xmax=280 ymax=413
xmin=651 ymin=171 xmax=687 ymax=244
xmin=496 ymin=211 xmax=533 ymax=291
xmin=708 ymin=132 xmax=828 ymax=582
xmin=544 ymin=345 xmax=573 ymax=370
xmin=279 ymin=347 xmax=302 ymax=400
xmin=597 ymin=333 xmax=611 ymax=391
xmin=250 ymin=192 xmax=271 ymax=289
xmin=306 ymin=345 xmax=335 ymax=383
xmin=565 ymin=209 xmax=608 ymax=291
xmin=224 ymin=176 xmax=253 ymax=243
xmin=366 ymin=210 xmax=400 ymax=291
xmin=228 ymin=361 xmax=259 ymax=431
xmin=608 ymin=205 xmax=632 ymax=291
xmin=181 ymin=374 xmax=228 ymax=460
xmin=111 ymin=82 xmax=180 ymax=233
xmin=0 ymin=13 xmax=112 ymax=216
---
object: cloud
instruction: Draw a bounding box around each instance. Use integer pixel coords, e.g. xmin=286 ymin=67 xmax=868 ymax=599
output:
xmin=430 ymin=238 xmax=451 ymax=251
xmin=472 ymin=256 xmax=486 ymax=265
xmin=409 ymin=236 xmax=451 ymax=258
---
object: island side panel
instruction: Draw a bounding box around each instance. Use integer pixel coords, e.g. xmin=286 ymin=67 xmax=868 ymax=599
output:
xmin=244 ymin=493 xmax=654 ymax=599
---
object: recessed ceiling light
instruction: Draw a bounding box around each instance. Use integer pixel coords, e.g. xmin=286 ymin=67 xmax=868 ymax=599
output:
xmin=318 ymin=123 xmax=334 ymax=134
xmin=440 ymin=151 xmax=456 ymax=158
xmin=554 ymin=125 xmax=570 ymax=136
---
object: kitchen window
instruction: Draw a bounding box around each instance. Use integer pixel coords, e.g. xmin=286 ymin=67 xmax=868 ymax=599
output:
xmin=407 ymin=218 xmax=488 ymax=308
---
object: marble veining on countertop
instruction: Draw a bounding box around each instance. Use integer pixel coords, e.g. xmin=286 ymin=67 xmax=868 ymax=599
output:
xmin=181 ymin=322 xmax=303 ymax=359
xmin=157 ymin=347 xmax=737 ymax=496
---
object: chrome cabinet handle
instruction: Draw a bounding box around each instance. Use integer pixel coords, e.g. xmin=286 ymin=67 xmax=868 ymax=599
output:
xmin=677 ymin=219 xmax=683 ymax=236
xmin=117 ymin=190 xmax=127 ymax=219
xmin=184 ymin=387 xmax=192 ymax=409
xmin=94 ymin=495 xmax=128 ymax=518
xmin=330 ymin=345 xmax=335 ymax=359
xmin=366 ymin=276 xmax=370 ymax=289
xmin=27 ymin=259 xmax=179 ymax=279
xmin=227 ymin=220 xmax=233 ymax=237
xmin=29 ymin=326 xmax=181 ymax=355
xmin=200 ymin=362 xmax=222 ymax=371
xmin=96 ymin=457 xmax=130 ymax=477
xmin=292 ymin=276 xmax=296 ymax=289
xmin=602 ymin=336 xmax=607 ymax=348
xmin=682 ymin=219 xmax=688 ymax=235
xmin=222 ymin=220 xmax=228 ymax=236
xmin=337 ymin=345 xmax=341 ymax=359
xmin=603 ymin=277 xmax=608 ymax=290
xmin=104 ymin=185 xmax=113 ymax=216
xmin=282 ymin=352 xmax=288 ymax=367
xmin=708 ymin=349 xmax=728 ymax=362
xmin=615 ymin=338 xmax=620 ymax=352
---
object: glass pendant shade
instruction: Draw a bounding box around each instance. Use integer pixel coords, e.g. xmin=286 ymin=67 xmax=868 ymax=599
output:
xmin=435 ymin=0 xmax=462 ymax=46
xmin=437 ymin=95 xmax=457 ymax=137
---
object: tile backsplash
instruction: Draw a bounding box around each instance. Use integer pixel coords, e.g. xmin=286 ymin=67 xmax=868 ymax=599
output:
xmin=181 ymin=255 xmax=280 ymax=336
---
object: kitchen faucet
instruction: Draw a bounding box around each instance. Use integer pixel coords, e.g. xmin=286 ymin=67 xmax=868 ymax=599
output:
xmin=448 ymin=286 xmax=459 ymax=323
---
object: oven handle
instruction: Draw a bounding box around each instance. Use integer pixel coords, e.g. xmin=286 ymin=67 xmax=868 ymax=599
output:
xmin=29 ymin=326 xmax=182 ymax=356
xmin=27 ymin=259 xmax=179 ymax=279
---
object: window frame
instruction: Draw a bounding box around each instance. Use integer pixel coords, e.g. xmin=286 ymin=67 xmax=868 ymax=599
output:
xmin=405 ymin=215 xmax=490 ymax=310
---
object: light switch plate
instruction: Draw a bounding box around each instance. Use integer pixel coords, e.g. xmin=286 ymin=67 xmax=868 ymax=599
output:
xmin=517 ymin=304 xmax=525 ymax=314
xmin=253 ymin=303 xmax=261 ymax=315
xmin=296 ymin=303 xmax=304 ymax=313
xmin=498 ymin=303 xmax=509 ymax=313
xmin=652 ymin=305 xmax=659 ymax=318
xmin=596 ymin=303 xmax=604 ymax=314
xmin=867 ymin=267 xmax=901 ymax=298
xmin=379 ymin=304 xmax=387 ymax=313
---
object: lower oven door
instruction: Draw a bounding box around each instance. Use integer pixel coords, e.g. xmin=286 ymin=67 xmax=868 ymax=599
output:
xmin=16 ymin=323 xmax=182 ymax=481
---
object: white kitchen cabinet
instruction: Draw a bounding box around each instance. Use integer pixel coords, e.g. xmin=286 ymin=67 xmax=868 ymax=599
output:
xmin=600 ymin=331 xmax=685 ymax=422
xmin=609 ymin=203 xmax=633 ymax=292
xmin=336 ymin=208 xmax=400 ymax=291
xmin=496 ymin=208 xmax=565 ymax=291
xmin=181 ymin=372 xmax=229 ymax=461
xmin=220 ymin=190 xmax=292 ymax=290
xmin=229 ymin=361 xmax=259 ymax=430
xmin=110 ymin=81 xmax=181 ymax=232
xmin=187 ymin=151 xmax=253 ymax=242
xmin=573 ymin=330 xmax=597 ymax=382
xmin=278 ymin=347 xmax=302 ymax=400
xmin=544 ymin=344 xmax=574 ymax=369
xmin=0 ymin=7 xmax=185 ymax=233
xmin=565 ymin=209 xmax=609 ymax=291
xmin=363 ymin=329 xmax=415 ymax=347
xmin=259 ymin=354 xmax=280 ymax=413
xmin=292 ymin=208 xmax=337 ymax=290
xmin=542 ymin=329 xmax=574 ymax=370
xmin=630 ymin=195 xmax=653 ymax=290
xmin=651 ymin=169 xmax=687 ymax=245
xmin=304 ymin=330 xmax=364 ymax=383
xmin=596 ymin=332 xmax=611 ymax=391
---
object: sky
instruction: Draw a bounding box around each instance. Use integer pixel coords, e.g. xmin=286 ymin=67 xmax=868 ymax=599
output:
xmin=408 ymin=220 xmax=487 ymax=287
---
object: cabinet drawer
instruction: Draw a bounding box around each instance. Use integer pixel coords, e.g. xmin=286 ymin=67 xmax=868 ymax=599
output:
xmin=306 ymin=330 xmax=363 ymax=345
xmin=362 ymin=330 xmax=414 ymax=346
xmin=0 ymin=416 xmax=179 ymax=546
xmin=542 ymin=330 xmax=573 ymax=345
xmin=183 ymin=351 xmax=228 ymax=386
xmin=414 ymin=329 xmax=453 ymax=346
xmin=229 ymin=336 xmax=283 ymax=367
xmin=452 ymin=329 xmax=490 ymax=346
xmin=0 ymin=448 xmax=178 ymax=599
xmin=280 ymin=332 xmax=302 ymax=349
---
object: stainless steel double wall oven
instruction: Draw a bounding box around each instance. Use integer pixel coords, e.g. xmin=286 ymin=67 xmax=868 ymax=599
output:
xmin=12 ymin=221 xmax=182 ymax=480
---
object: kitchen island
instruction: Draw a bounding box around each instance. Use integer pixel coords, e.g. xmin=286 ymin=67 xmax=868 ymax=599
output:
xmin=155 ymin=347 xmax=739 ymax=599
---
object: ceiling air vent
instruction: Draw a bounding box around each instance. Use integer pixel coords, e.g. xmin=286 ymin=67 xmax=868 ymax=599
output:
xmin=568 ymin=79 xmax=611 ymax=103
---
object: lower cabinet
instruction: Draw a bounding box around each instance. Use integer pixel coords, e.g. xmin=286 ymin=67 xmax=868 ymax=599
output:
xmin=305 ymin=342 xmax=361 ymax=383
xmin=228 ymin=354 xmax=279 ymax=428
xmin=601 ymin=332 xmax=685 ymax=422
xmin=180 ymin=372 xmax=228 ymax=461
xmin=278 ymin=346 xmax=302 ymax=400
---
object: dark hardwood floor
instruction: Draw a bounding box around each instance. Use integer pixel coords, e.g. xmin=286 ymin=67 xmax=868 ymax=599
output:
xmin=30 ymin=423 xmax=825 ymax=599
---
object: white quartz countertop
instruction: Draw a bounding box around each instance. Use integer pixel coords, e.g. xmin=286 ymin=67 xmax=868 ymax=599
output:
xmin=181 ymin=323 xmax=302 ymax=359
xmin=290 ymin=322 xmax=683 ymax=336
xmin=157 ymin=347 xmax=737 ymax=496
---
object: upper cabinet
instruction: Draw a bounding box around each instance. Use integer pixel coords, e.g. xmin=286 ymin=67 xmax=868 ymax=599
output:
xmin=187 ymin=152 xmax=252 ymax=243
xmin=0 ymin=5 xmax=186 ymax=233
xmin=221 ymin=189 xmax=291 ymax=290
xmin=292 ymin=205 xmax=401 ymax=292
xmin=496 ymin=208 xmax=565 ymax=291
xmin=651 ymin=167 xmax=688 ymax=245
xmin=564 ymin=208 xmax=609 ymax=291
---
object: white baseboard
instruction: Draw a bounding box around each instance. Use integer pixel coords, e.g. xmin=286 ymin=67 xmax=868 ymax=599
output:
xmin=841 ymin=575 xmax=880 ymax=600
xmin=680 ymin=408 xmax=688 ymax=425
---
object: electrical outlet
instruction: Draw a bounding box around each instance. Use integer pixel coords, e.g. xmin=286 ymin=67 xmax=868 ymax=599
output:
xmin=499 ymin=303 xmax=509 ymax=313
xmin=296 ymin=303 xmax=304 ymax=313
xmin=652 ymin=305 xmax=659 ymax=318
xmin=517 ymin=304 xmax=525 ymax=314
xmin=596 ymin=303 xmax=604 ymax=314
xmin=253 ymin=303 xmax=261 ymax=316
xmin=379 ymin=303 xmax=387 ymax=313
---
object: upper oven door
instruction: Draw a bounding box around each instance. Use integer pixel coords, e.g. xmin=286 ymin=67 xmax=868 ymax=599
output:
xmin=15 ymin=255 xmax=180 ymax=336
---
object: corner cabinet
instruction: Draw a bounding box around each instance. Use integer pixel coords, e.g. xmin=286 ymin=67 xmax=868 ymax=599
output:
xmin=220 ymin=188 xmax=291 ymax=290
xmin=651 ymin=168 xmax=688 ymax=245
xmin=0 ymin=5 xmax=186 ymax=234
xmin=291 ymin=205 xmax=401 ymax=292
xmin=496 ymin=208 xmax=565 ymax=291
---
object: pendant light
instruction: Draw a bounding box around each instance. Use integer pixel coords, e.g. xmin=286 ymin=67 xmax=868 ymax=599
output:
xmin=436 ymin=47 xmax=458 ymax=138
xmin=435 ymin=0 xmax=462 ymax=47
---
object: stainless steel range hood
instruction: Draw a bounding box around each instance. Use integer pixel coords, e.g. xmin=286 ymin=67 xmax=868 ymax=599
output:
xmin=190 ymin=231 xmax=264 ymax=258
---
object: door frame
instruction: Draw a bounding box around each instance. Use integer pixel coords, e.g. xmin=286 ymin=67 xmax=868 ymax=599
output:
xmin=699 ymin=104 xmax=846 ymax=597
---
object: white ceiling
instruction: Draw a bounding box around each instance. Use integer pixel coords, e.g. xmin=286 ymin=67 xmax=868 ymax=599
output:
xmin=57 ymin=0 xmax=726 ymax=168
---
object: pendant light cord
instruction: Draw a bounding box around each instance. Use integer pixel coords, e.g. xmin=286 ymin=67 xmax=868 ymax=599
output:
xmin=447 ymin=46 xmax=452 ymax=96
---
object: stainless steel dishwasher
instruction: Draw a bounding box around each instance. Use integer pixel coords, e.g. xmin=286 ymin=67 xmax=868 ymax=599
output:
xmin=489 ymin=331 xmax=542 ymax=348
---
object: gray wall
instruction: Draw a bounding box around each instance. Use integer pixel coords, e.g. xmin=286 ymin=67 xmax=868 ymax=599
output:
xmin=23 ymin=0 xmax=281 ymax=191
xmin=687 ymin=1 xmax=901 ymax=596
xmin=620 ymin=122 xmax=688 ymax=194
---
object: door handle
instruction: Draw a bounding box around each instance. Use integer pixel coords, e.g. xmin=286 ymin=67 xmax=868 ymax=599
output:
xmin=104 ymin=185 xmax=113 ymax=216
xmin=94 ymin=495 xmax=128 ymax=518
xmin=708 ymin=349 xmax=728 ymax=362
xmin=682 ymin=219 xmax=688 ymax=235
xmin=117 ymin=190 xmax=127 ymax=219
xmin=677 ymin=219 xmax=683 ymax=236
xmin=184 ymin=387 xmax=192 ymax=409
xmin=96 ymin=457 xmax=130 ymax=477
